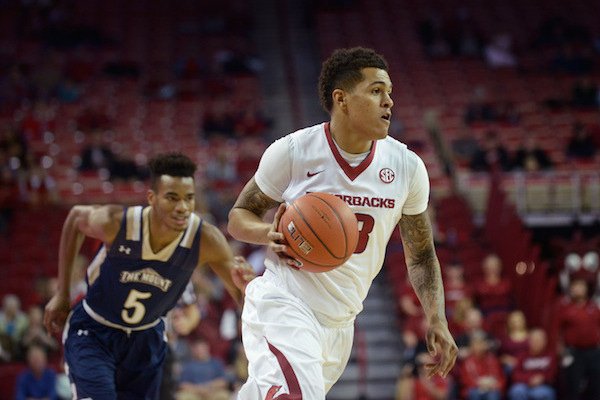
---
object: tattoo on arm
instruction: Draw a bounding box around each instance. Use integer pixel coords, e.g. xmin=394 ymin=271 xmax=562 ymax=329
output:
xmin=233 ymin=179 xmax=280 ymax=218
xmin=399 ymin=212 xmax=445 ymax=320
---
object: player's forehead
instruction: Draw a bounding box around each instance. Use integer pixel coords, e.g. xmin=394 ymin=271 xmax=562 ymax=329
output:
xmin=155 ymin=175 xmax=195 ymax=195
xmin=358 ymin=67 xmax=392 ymax=89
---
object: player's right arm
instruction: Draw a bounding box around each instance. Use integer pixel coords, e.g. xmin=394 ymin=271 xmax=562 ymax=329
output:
xmin=228 ymin=177 xmax=282 ymax=245
xmin=228 ymin=136 xmax=303 ymax=268
xmin=43 ymin=204 xmax=123 ymax=333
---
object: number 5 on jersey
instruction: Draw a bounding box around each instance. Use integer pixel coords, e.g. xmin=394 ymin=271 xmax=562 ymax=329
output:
xmin=121 ymin=289 xmax=152 ymax=324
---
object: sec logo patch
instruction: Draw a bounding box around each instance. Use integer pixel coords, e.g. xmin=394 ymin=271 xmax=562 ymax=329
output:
xmin=379 ymin=168 xmax=395 ymax=183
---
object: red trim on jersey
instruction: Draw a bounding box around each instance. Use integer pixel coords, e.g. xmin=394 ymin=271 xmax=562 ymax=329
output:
xmin=266 ymin=341 xmax=302 ymax=399
xmin=324 ymin=122 xmax=376 ymax=181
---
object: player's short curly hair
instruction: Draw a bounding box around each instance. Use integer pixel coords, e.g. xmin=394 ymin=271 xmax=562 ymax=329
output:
xmin=318 ymin=47 xmax=388 ymax=113
xmin=149 ymin=152 xmax=197 ymax=188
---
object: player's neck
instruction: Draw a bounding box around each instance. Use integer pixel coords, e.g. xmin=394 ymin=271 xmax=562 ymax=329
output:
xmin=147 ymin=210 xmax=180 ymax=252
xmin=329 ymin=119 xmax=373 ymax=154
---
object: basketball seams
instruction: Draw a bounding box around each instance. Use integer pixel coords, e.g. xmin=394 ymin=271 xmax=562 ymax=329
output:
xmin=305 ymin=193 xmax=350 ymax=258
xmin=291 ymin=201 xmax=346 ymax=261
xmin=280 ymin=210 xmax=339 ymax=268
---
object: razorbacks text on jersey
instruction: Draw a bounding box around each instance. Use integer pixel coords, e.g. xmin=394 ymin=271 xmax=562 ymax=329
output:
xmin=83 ymin=206 xmax=202 ymax=329
xmin=255 ymin=122 xmax=429 ymax=326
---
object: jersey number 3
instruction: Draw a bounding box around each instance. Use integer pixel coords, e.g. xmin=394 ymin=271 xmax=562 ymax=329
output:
xmin=121 ymin=289 xmax=152 ymax=324
xmin=354 ymin=213 xmax=374 ymax=254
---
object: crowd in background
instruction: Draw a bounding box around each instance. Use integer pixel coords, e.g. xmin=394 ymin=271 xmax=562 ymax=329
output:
xmin=1 ymin=0 xmax=599 ymax=399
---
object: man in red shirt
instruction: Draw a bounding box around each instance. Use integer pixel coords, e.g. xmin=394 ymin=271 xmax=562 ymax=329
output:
xmin=508 ymin=328 xmax=556 ymax=400
xmin=474 ymin=254 xmax=513 ymax=317
xmin=555 ymin=278 xmax=600 ymax=400
xmin=459 ymin=330 xmax=505 ymax=400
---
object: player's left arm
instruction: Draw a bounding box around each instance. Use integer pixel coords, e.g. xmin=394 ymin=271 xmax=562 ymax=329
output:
xmin=399 ymin=210 xmax=458 ymax=378
xmin=198 ymin=222 xmax=255 ymax=305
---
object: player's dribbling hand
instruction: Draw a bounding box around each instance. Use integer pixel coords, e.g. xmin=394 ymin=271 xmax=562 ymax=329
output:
xmin=424 ymin=318 xmax=458 ymax=378
xmin=231 ymin=256 xmax=256 ymax=293
xmin=269 ymin=203 xmax=302 ymax=270
xmin=43 ymin=293 xmax=71 ymax=334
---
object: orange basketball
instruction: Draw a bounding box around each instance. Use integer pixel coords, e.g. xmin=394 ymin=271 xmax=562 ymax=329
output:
xmin=278 ymin=192 xmax=359 ymax=272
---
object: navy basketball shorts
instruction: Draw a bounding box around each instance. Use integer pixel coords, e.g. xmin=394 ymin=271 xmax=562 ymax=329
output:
xmin=63 ymin=303 xmax=167 ymax=400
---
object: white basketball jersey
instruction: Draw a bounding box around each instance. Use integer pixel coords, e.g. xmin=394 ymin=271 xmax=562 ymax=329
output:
xmin=255 ymin=122 xmax=429 ymax=326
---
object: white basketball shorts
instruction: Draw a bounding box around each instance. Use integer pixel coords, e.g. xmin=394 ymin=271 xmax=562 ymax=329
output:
xmin=237 ymin=270 xmax=354 ymax=400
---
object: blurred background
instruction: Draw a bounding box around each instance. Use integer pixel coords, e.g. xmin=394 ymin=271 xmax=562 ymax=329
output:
xmin=0 ymin=0 xmax=599 ymax=399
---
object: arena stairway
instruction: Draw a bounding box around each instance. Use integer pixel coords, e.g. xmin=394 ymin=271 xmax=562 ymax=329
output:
xmin=328 ymin=274 xmax=403 ymax=400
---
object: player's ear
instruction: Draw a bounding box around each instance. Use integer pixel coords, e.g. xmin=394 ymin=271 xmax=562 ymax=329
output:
xmin=147 ymin=189 xmax=155 ymax=205
xmin=332 ymin=89 xmax=346 ymax=111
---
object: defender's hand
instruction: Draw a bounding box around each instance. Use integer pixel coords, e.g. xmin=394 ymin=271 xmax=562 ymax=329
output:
xmin=43 ymin=293 xmax=71 ymax=334
xmin=231 ymin=256 xmax=256 ymax=293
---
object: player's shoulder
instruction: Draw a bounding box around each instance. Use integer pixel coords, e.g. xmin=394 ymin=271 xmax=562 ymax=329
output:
xmin=75 ymin=203 xmax=124 ymax=224
xmin=199 ymin=218 xmax=227 ymax=247
xmin=287 ymin=122 xmax=326 ymax=142
xmin=380 ymin=135 xmax=409 ymax=153
xmin=379 ymin=136 xmax=422 ymax=165
xmin=198 ymin=218 xmax=230 ymax=263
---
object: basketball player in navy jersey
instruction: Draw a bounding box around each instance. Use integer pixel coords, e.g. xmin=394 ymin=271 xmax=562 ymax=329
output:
xmin=228 ymin=47 xmax=457 ymax=399
xmin=43 ymin=153 xmax=254 ymax=399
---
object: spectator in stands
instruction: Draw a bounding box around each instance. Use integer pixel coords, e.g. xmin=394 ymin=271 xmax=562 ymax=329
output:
xmin=566 ymin=122 xmax=597 ymax=161
xmin=14 ymin=344 xmax=58 ymax=400
xmin=498 ymin=310 xmax=529 ymax=377
xmin=396 ymin=352 xmax=452 ymax=400
xmin=20 ymin=305 xmax=58 ymax=357
xmin=465 ymin=87 xmax=497 ymax=125
xmin=205 ymin=147 xmax=238 ymax=189
xmin=233 ymin=108 xmax=270 ymax=138
xmin=451 ymin=129 xmax=481 ymax=168
xmin=25 ymin=154 xmax=60 ymax=206
xmin=0 ymin=294 xmax=28 ymax=361
xmin=444 ymin=263 xmax=473 ymax=320
xmin=19 ymin=101 xmax=55 ymax=144
xmin=1 ymin=125 xmax=30 ymax=176
xmin=201 ymin=102 xmax=235 ymax=138
xmin=78 ymin=129 xmax=116 ymax=174
xmin=554 ymin=278 xmax=600 ymax=400
xmin=0 ymin=155 xmax=18 ymax=235
xmin=456 ymin=307 xmax=496 ymax=360
xmin=512 ymin=135 xmax=553 ymax=172
xmin=560 ymin=250 xmax=600 ymax=304
xmin=176 ymin=337 xmax=231 ymax=400
xmin=417 ymin=12 xmax=452 ymax=58
xmin=449 ymin=297 xmax=475 ymax=337
xmin=474 ymin=254 xmax=513 ymax=318
xmin=571 ymin=76 xmax=599 ymax=108
xmin=459 ymin=330 xmax=506 ymax=400
xmin=484 ymin=33 xmax=518 ymax=69
xmin=161 ymin=282 xmax=201 ymax=400
xmin=78 ymin=129 xmax=146 ymax=181
xmin=469 ymin=131 xmax=511 ymax=172
xmin=508 ymin=328 xmax=556 ymax=400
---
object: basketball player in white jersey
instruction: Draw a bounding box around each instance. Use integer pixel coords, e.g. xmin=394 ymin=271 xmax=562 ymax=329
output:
xmin=228 ymin=47 xmax=458 ymax=399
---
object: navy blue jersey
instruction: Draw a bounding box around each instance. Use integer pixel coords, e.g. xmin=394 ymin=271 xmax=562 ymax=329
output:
xmin=84 ymin=206 xmax=202 ymax=329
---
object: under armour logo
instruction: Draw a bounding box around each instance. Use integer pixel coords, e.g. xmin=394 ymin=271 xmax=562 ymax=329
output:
xmin=77 ymin=329 xmax=89 ymax=336
xmin=119 ymin=245 xmax=131 ymax=255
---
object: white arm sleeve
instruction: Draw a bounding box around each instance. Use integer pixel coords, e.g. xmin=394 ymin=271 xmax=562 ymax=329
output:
xmin=402 ymin=152 xmax=430 ymax=215
xmin=254 ymin=136 xmax=292 ymax=202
